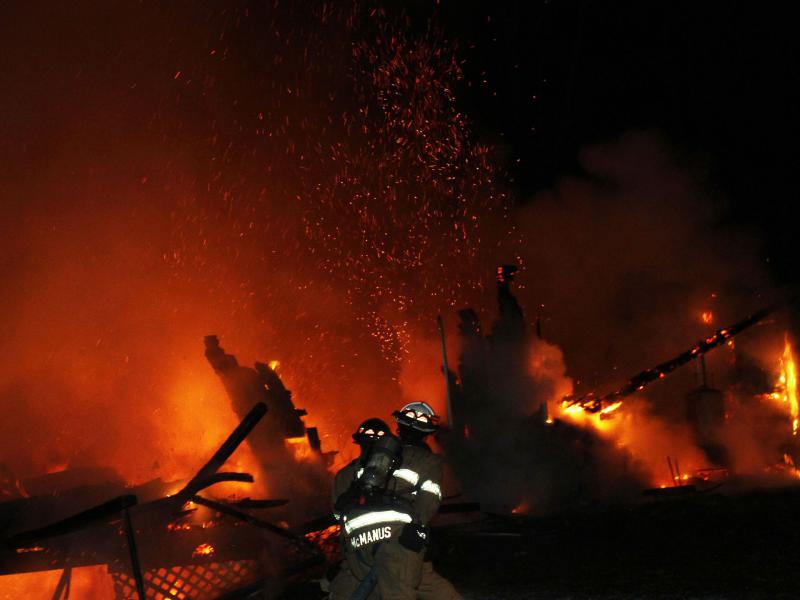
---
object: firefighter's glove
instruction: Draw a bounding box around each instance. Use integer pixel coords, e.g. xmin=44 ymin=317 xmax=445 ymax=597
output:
xmin=399 ymin=523 xmax=428 ymax=552
xmin=334 ymin=482 xmax=361 ymax=513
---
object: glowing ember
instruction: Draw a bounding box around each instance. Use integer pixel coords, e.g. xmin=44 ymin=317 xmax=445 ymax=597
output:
xmin=192 ymin=543 xmax=215 ymax=558
xmin=305 ymin=525 xmax=341 ymax=561
xmin=701 ymin=311 xmax=714 ymax=324
xmin=305 ymin=524 xmax=340 ymax=545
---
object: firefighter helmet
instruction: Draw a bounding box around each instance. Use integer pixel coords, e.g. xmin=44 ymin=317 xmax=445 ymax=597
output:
xmin=393 ymin=401 xmax=439 ymax=435
xmin=352 ymin=418 xmax=391 ymax=446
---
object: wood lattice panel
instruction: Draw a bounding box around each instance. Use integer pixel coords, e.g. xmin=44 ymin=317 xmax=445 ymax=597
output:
xmin=111 ymin=560 xmax=258 ymax=599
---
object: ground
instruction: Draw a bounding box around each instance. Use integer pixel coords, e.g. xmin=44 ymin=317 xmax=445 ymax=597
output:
xmin=430 ymin=485 xmax=800 ymax=600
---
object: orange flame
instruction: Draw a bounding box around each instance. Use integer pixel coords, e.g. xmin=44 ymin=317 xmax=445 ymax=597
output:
xmin=600 ymin=401 xmax=623 ymax=416
xmin=285 ymin=436 xmax=314 ymax=462
xmin=0 ymin=567 xmax=115 ymax=598
xmin=764 ymin=334 xmax=799 ymax=437
xmin=557 ymin=397 xmax=706 ymax=487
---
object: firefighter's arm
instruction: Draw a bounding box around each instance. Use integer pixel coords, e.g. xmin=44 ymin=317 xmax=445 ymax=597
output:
xmin=412 ymin=454 xmax=444 ymax=525
xmin=332 ymin=464 xmax=359 ymax=520
xmin=331 ymin=469 xmax=344 ymax=519
xmin=398 ymin=454 xmax=442 ymax=552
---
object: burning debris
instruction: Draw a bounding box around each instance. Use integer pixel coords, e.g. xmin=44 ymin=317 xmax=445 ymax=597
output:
xmin=561 ymin=304 xmax=779 ymax=414
xmin=203 ymin=335 xmax=334 ymax=517
xmin=0 ymin=371 xmax=331 ymax=599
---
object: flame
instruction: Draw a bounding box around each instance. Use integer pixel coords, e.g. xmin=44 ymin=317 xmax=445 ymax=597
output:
xmin=192 ymin=543 xmax=215 ymax=557
xmin=511 ymin=503 xmax=529 ymax=514
xmin=600 ymin=401 xmax=622 ymax=416
xmin=783 ymin=336 xmax=798 ymax=435
xmin=701 ymin=311 xmax=714 ymax=325
xmin=0 ymin=567 xmax=115 ymax=598
xmin=766 ymin=333 xmax=799 ymax=436
xmin=269 ymin=360 xmax=280 ymax=371
xmin=558 ymin=398 xmax=617 ymax=435
xmin=557 ymin=397 xmax=706 ymax=487
xmin=285 ymin=436 xmax=314 ymax=462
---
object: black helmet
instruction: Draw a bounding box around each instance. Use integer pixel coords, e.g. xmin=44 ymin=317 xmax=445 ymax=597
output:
xmin=352 ymin=418 xmax=391 ymax=447
xmin=392 ymin=401 xmax=438 ymax=435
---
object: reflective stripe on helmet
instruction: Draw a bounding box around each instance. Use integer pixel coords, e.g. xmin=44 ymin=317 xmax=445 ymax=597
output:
xmin=356 ymin=468 xmax=364 ymax=479
xmin=420 ymin=479 xmax=442 ymax=499
xmin=343 ymin=510 xmax=413 ymax=535
xmin=392 ymin=468 xmax=420 ymax=486
xmin=399 ymin=401 xmax=436 ymax=418
xmin=394 ymin=401 xmax=439 ymax=434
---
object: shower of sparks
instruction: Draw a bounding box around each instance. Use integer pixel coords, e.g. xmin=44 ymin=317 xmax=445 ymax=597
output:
xmin=165 ymin=3 xmax=513 ymax=371
xmin=301 ymin=6 xmax=512 ymax=359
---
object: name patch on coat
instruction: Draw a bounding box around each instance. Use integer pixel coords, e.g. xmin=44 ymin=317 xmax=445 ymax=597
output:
xmin=349 ymin=525 xmax=393 ymax=549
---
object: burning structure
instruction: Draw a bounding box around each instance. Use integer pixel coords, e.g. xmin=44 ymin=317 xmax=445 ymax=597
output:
xmin=438 ymin=268 xmax=798 ymax=514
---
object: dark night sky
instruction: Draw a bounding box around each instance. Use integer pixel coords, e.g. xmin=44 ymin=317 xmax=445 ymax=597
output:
xmin=0 ymin=1 xmax=795 ymax=366
xmin=428 ymin=1 xmax=799 ymax=283
xmin=2 ymin=0 xmax=796 ymax=276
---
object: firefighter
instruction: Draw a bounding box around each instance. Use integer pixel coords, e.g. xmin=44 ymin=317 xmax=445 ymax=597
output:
xmin=392 ymin=402 xmax=462 ymax=600
xmin=328 ymin=417 xmax=395 ymax=599
xmin=329 ymin=404 xmax=462 ymax=600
